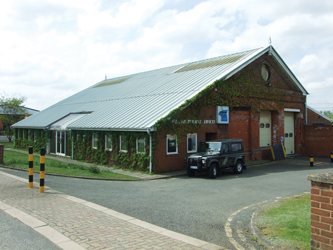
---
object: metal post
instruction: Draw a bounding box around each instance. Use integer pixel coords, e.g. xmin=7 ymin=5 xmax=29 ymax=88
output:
xmin=0 ymin=144 xmax=4 ymax=164
xmin=310 ymin=154 xmax=314 ymax=167
xmin=40 ymin=148 xmax=45 ymax=193
xmin=28 ymin=146 xmax=33 ymax=188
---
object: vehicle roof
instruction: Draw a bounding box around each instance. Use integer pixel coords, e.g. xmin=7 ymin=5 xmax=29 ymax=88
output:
xmin=206 ymin=139 xmax=243 ymax=143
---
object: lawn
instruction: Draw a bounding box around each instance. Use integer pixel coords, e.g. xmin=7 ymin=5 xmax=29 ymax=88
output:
xmin=1 ymin=149 xmax=139 ymax=180
xmin=1 ymin=141 xmax=15 ymax=149
xmin=256 ymin=194 xmax=311 ymax=249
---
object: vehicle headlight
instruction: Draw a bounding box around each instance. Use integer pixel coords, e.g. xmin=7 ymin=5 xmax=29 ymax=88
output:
xmin=202 ymin=158 xmax=206 ymax=164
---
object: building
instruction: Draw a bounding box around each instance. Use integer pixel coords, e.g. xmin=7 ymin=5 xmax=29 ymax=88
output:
xmin=306 ymin=106 xmax=332 ymax=125
xmin=0 ymin=106 xmax=39 ymax=131
xmin=12 ymin=45 xmax=309 ymax=173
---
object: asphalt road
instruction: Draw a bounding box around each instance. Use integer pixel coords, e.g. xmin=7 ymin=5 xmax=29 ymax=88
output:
xmin=0 ymin=210 xmax=60 ymax=250
xmin=2 ymin=158 xmax=332 ymax=249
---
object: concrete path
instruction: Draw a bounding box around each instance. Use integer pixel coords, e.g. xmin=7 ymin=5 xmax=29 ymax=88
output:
xmin=0 ymin=170 xmax=224 ymax=250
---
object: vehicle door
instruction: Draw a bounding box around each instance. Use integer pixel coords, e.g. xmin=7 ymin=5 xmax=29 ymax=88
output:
xmin=219 ymin=143 xmax=230 ymax=167
xmin=228 ymin=142 xmax=242 ymax=165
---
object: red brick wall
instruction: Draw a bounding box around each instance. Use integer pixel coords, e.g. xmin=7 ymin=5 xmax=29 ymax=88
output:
xmin=309 ymin=178 xmax=333 ymax=249
xmin=153 ymin=105 xmax=306 ymax=173
xmin=305 ymin=126 xmax=333 ymax=157
xmin=308 ymin=109 xmax=332 ymax=126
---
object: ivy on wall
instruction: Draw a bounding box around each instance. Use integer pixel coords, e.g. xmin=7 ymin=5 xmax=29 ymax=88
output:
xmin=13 ymin=129 xmax=50 ymax=153
xmin=71 ymin=130 xmax=152 ymax=172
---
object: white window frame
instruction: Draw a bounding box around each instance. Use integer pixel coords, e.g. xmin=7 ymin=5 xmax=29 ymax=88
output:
xmin=136 ymin=137 xmax=145 ymax=154
xmin=92 ymin=133 xmax=98 ymax=149
xmin=105 ymin=134 xmax=112 ymax=151
xmin=166 ymin=134 xmax=178 ymax=155
xmin=187 ymin=133 xmax=197 ymax=153
xmin=120 ymin=135 xmax=128 ymax=153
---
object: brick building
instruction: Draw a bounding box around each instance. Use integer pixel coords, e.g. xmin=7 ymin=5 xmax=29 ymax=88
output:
xmin=307 ymin=106 xmax=332 ymax=126
xmin=12 ymin=45 xmax=309 ymax=173
xmin=0 ymin=106 xmax=39 ymax=131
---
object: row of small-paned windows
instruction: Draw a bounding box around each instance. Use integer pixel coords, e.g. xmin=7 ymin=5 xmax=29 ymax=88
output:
xmin=167 ymin=133 xmax=197 ymax=155
xmin=17 ymin=130 xmax=36 ymax=142
xmin=92 ymin=134 xmax=146 ymax=153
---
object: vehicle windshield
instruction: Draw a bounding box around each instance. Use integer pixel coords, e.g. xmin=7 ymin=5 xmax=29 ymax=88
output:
xmin=199 ymin=142 xmax=221 ymax=153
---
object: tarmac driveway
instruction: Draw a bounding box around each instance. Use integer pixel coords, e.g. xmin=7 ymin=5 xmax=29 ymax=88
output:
xmin=3 ymin=156 xmax=333 ymax=249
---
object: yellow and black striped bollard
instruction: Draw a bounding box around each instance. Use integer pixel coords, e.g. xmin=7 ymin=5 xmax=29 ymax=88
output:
xmin=331 ymin=152 xmax=333 ymax=163
xmin=310 ymin=154 xmax=314 ymax=167
xmin=28 ymin=146 xmax=33 ymax=188
xmin=40 ymin=148 xmax=45 ymax=193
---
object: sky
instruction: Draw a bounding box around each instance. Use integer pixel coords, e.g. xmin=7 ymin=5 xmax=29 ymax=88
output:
xmin=1 ymin=0 xmax=333 ymax=112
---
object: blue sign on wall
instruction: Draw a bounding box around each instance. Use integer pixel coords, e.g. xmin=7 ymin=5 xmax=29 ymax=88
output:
xmin=216 ymin=106 xmax=229 ymax=124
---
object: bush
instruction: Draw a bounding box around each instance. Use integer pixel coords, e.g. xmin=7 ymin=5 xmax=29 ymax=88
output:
xmin=88 ymin=166 xmax=101 ymax=174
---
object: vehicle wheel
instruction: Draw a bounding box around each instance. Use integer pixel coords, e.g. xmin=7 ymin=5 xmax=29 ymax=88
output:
xmin=208 ymin=164 xmax=217 ymax=179
xmin=187 ymin=167 xmax=196 ymax=177
xmin=233 ymin=161 xmax=243 ymax=174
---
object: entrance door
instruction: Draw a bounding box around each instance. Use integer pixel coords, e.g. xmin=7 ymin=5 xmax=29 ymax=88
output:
xmin=56 ymin=131 xmax=66 ymax=156
xmin=260 ymin=111 xmax=272 ymax=147
xmin=284 ymin=112 xmax=295 ymax=154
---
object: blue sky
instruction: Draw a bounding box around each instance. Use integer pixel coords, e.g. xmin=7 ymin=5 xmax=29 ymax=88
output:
xmin=1 ymin=0 xmax=333 ymax=111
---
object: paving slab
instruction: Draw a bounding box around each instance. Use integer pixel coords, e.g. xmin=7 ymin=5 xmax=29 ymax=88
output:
xmin=0 ymin=170 xmax=225 ymax=250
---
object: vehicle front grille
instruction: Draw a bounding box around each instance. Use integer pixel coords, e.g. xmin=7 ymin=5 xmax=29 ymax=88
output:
xmin=188 ymin=158 xmax=199 ymax=166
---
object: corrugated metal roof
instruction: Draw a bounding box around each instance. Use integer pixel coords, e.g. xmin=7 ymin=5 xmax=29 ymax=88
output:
xmin=12 ymin=46 xmax=308 ymax=131
xmin=0 ymin=106 xmax=39 ymax=115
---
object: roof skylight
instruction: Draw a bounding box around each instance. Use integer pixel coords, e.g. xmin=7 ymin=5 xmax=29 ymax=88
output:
xmin=175 ymin=54 xmax=245 ymax=73
xmin=94 ymin=77 xmax=131 ymax=88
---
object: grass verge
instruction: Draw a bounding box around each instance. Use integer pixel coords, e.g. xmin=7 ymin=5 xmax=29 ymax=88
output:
xmin=256 ymin=194 xmax=311 ymax=250
xmin=1 ymin=141 xmax=15 ymax=149
xmin=2 ymin=149 xmax=139 ymax=180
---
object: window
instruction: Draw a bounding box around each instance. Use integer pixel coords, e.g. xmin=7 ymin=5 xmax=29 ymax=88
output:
xmin=28 ymin=130 xmax=30 ymax=140
xmin=136 ymin=137 xmax=145 ymax=153
xmin=187 ymin=133 xmax=197 ymax=153
xmin=167 ymin=135 xmax=178 ymax=155
xmin=92 ymin=133 xmax=98 ymax=149
xmin=221 ymin=143 xmax=229 ymax=154
xmin=231 ymin=143 xmax=242 ymax=152
xmin=120 ymin=135 xmax=128 ymax=152
xmin=261 ymin=64 xmax=270 ymax=81
xmin=105 ymin=135 xmax=112 ymax=151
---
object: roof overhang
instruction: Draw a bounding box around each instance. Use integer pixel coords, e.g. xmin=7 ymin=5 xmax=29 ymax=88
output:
xmin=69 ymin=127 xmax=155 ymax=132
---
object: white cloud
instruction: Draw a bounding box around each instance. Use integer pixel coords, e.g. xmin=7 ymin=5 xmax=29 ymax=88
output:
xmin=0 ymin=0 xmax=333 ymax=111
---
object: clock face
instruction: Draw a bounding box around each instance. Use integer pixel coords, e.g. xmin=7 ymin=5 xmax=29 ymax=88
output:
xmin=261 ymin=64 xmax=270 ymax=81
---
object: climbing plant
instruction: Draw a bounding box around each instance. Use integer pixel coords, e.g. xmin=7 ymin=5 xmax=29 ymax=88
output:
xmin=13 ymin=128 xmax=50 ymax=152
xmin=71 ymin=130 xmax=152 ymax=172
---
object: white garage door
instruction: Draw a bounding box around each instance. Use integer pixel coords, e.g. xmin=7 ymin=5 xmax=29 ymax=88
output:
xmin=260 ymin=111 xmax=271 ymax=147
xmin=284 ymin=112 xmax=295 ymax=154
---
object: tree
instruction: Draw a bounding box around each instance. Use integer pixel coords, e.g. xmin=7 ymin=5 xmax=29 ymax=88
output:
xmin=323 ymin=111 xmax=333 ymax=124
xmin=0 ymin=94 xmax=27 ymax=142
